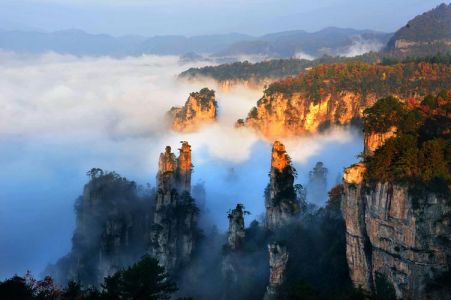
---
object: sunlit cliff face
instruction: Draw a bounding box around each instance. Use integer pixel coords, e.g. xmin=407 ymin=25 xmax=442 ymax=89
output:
xmin=0 ymin=53 xmax=363 ymax=279
xmin=241 ymin=91 xmax=378 ymax=139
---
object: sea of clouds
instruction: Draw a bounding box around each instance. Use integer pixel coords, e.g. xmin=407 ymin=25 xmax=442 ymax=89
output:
xmin=0 ymin=53 xmax=362 ymax=279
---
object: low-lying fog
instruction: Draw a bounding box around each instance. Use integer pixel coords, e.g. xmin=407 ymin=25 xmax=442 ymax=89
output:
xmin=0 ymin=53 xmax=362 ymax=279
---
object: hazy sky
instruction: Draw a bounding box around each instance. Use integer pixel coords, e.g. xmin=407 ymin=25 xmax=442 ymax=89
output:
xmin=0 ymin=0 xmax=446 ymax=36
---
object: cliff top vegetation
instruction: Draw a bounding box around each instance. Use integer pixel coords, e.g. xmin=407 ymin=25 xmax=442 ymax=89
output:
xmin=364 ymin=91 xmax=450 ymax=193
xmin=263 ymin=62 xmax=450 ymax=100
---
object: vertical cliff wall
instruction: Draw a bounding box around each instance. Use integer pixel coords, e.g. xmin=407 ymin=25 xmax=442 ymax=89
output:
xmin=150 ymin=141 xmax=199 ymax=272
xmin=237 ymin=63 xmax=449 ymax=139
xmin=342 ymin=130 xmax=451 ymax=299
xmin=265 ymin=141 xmax=300 ymax=230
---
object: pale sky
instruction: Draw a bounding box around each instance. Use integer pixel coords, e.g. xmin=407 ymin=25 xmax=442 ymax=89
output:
xmin=0 ymin=0 xmax=447 ymax=36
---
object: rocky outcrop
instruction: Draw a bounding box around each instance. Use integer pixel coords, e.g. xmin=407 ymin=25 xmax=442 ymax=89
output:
xmin=363 ymin=126 xmax=397 ymax=156
xmin=342 ymin=165 xmax=451 ymax=299
xmin=265 ymin=141 xmax=299 ymax=230
xmin=47 ymin=169 xmax=152 ymax=286
xmin=238 ymin=91 xmax=376 ymax=138
xmin=385 ymin=4 xmax=451 ymax=57
xmin=168 ymin=88 xmax=217 ymax=132
xmin=263 ymin=242 xmax=289 ymax=300
xmin=150 ymin=142 xmax=199 ymax=272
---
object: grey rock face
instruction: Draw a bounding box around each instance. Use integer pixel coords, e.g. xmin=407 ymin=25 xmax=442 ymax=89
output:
xmin=48 ymin=170 xmax=153 ymax=286
xmin=263 ymin=242 xmax=289 ymax=300
xmin=342 ymin=168 xmax=451 ymax=299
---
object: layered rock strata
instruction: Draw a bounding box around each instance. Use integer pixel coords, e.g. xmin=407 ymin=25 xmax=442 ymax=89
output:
xmin=342 ymin=140 xmax=451 ymax=299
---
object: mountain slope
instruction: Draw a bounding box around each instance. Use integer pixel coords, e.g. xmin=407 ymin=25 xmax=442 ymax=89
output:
xmin=385 ymin=3 xmax=451 ymax=56
xmin=217 ymin=27 xmax=392 ymax=58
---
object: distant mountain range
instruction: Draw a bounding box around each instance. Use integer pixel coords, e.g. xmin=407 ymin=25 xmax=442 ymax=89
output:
xmin=1 ymin=3 xmax=449 ymax=59
xmin=215 ymin=27 xmax=391 ymax=58
xmin=0 ymin=27 xmax=391 ymax=59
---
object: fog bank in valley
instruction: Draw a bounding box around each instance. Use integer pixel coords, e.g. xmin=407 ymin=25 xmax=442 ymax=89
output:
xmin=0 ymin=53 xmax=362 ymax=279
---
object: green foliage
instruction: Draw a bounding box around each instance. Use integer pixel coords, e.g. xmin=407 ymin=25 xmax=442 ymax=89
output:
xmin=277 ymin=206 xmax=355 ymax=299
xmin=179 ymin=53 xmax=382 ymax=83
xmin=381 ymin=52 xmax=451 ymax=65
xmin=189 ymin=87 xmax=216 ymax=109
xmin=363 ymin=96 xmax=405 ymax=133
xmin=364 ymin=92 xmax=450 ymax=193
xmin=114 ymin=255 xmax=177 ymax=300
xmin=0 ymin=257 xmax=177 ymax=300
xmin=326 ymin=184 xmax=343 ymax=211
xmin=263 ymin=62 xmax=450 ymax=100
xmin=180 ymin=58 xmax=311 ymax=81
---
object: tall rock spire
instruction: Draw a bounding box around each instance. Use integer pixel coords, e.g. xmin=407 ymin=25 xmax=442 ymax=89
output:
xmin=176 ymin=141 xmax=192 ymax=194
xmin=151 ymin=141 xmax=199 ymax=272
xmin=222 ymin=203 xmax=247 ymax=288
xmin=227 ymin=204 xmax=246 ymax=251
xmin=265 ymin=141 xmax=300 ymax=230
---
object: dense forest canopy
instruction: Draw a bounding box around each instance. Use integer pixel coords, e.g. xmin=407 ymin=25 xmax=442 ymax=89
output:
xmin=179 ymin=53 xmax=450 ymax=85
xmin=263 ymin=62 xmax=450 ymax=100
xmin=364 ymin=91 xmax=450 ymax=194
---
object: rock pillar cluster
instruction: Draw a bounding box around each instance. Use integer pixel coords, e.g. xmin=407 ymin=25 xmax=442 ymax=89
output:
xmin=150 ymin=141 xmax=199 ymax=272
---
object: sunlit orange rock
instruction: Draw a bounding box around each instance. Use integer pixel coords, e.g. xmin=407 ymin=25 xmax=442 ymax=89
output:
xmin=158 ymin=146 xmax=177 ymax=174
xmin=363 ymin=126 xmax=397 ymax=156
xmin=271 ymin=141 xmax=290 ymax=172
xmin=168 ymin=88 xmax=217 ymax=132
xmin=343 ymin=163 xmax=366 ymax=185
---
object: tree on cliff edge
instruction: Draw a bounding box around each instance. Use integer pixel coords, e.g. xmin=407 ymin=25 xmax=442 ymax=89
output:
xmin=102 ymin=255 xmax=177 ymax=300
